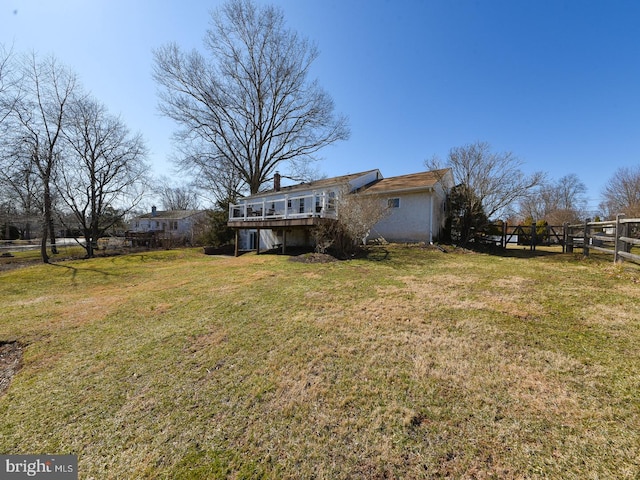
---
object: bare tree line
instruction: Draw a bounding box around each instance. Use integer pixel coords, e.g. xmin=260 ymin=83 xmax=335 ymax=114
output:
xmin=427 ymin=140 xmax=640 ymax=246
xmin=0 ymin=48 xmax=149 ymax=261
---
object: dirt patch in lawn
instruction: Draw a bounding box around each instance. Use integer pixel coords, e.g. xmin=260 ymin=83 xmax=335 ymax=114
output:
xmin=288 ymin=253 xmax=338 ymax=264
xmin=0 ymin=341 xmax=23 ymax=396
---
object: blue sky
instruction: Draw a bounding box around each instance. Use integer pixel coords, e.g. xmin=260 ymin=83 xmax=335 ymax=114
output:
xmin=3 ymin=0 xmax=640 ymax=214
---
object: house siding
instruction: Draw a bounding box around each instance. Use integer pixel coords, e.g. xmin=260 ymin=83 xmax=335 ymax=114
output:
xmin=371 ymin=191 xmax=441 ymax=243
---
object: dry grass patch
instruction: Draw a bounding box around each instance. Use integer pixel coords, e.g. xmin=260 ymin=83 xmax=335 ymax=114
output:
xmin=0 ymin=246 xmax=638 ymax=478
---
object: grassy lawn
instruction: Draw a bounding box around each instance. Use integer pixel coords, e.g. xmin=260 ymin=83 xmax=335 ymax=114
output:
xmin=0 ymin=246 xmax=638 ymax=479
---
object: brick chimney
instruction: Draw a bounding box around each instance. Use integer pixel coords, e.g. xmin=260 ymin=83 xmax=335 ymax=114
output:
xmin=274 ymin=172 xmax=281 ymax=191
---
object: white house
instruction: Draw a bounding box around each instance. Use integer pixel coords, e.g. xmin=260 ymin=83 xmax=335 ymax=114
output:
xmin=228 ymin=168 xmax=453 ymax=254
xmin=128 ymin=207 xmax=206 ymax=245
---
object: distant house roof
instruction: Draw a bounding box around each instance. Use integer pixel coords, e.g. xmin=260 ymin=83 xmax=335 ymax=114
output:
xmin=134 ymin=210 xmax=203 ymax=220
xmin=360 ymin=169 xmax=452 ymax=195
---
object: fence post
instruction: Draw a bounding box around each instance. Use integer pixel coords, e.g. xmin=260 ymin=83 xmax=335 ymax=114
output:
xmin=502 ymin=221 xmax=507 ymax=249
xmin=530 ymin=223 xmax=536 ymax=251
xmin=614 ymin=214 xmax=623 ymax=263
xmin=562 ymin=222 xmax=569 ymax=253
xmin=583 ymin=218 xmax=591 ymax=258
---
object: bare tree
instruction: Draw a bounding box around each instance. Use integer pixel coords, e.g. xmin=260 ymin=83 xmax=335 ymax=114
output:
xmin=0 ymin=44 xmax=18 ymax=126
xmin=314 ymin=189 xmax=389 ymax=257
xmin=153 ymin=0 xmax=349 ymax=196
xmin=0 ymin=154 xmax=43 ymax=239
xmin=0 ymin=45 xmax=22 ymax=238
xmin=60 ymin=95 xmax=148 ymax=257
xmin=519 ymin=173 xmax=587 ymax=224
xmin=4 ymin=53 xmax=77 ymax=262
xmin=427 ymin=141 xmax=544 ymax=244
xmin=600 ymin=166 xmax=640 ymax=218
xmin=156 ymin=176 xmax=200 ymax=211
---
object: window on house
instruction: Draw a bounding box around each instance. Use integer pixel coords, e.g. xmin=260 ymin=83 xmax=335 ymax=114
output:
xmin=327 ymin=192 xmax=336 ymax=211
xmin=299 ymin=198 xmax=305 ymax=213
xmin=172 ymin=221 xmax=178 ymax=230
xmin=388 ymin=198 xmax=400 ymax=208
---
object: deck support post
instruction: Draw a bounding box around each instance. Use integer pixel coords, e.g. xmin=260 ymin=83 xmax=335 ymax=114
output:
xmin=234 ymin=229 xmax=239 ymax=257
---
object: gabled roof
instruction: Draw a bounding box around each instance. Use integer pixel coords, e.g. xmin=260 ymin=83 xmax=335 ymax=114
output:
xmin=135 ymin=210 xmax=203 ymax=220
xmin=360 ymin=168 xmax=452 ymax=195
xmin=249 ymin=169 xmax=381 ymax=198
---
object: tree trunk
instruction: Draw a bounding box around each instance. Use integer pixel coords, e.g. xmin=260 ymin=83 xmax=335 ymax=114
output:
xmin=40 ymin=223 xmax=49 ymax=264
xmin=41 ymin=181 xmax=57 ymax=261
xmin=48 ymin=214 xmax=58 ymax=254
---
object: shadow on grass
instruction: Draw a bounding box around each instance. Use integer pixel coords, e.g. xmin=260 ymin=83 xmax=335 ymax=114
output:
xmin=364 ymin=247 xmax=390 ymax=261
xmin=50 ymin=262 xmax=115 ymax=280
xmin=490 ymin=248 xmax=562 ymax=258
xmin=467 ymin=243 xmax=575 ymax=259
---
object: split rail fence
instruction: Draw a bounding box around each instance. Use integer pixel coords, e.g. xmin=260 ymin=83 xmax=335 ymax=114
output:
xmin=565 ymin=214 xmax=640 ymax=265
xmin=483 ymin=214 xmax=640 ymax=266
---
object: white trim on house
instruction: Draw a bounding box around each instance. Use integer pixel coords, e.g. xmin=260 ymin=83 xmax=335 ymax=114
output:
xmin=229 ymin=170 xmax=382 ymax=223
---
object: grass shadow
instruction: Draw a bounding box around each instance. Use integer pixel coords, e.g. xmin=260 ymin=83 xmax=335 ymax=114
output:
xmin=489 ymin=247 xmax=564 ymax=259
xmin=364 ymin=247 xmax=390 ymax=261
xmin=50 ymin=262 xmax=115 ymax=280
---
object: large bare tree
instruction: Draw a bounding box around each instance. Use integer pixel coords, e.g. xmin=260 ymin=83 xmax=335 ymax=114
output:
xmin=600 ymin=165 xmax=640 ymax=218
xmin=427 ymin=141 xmax=544 ymax=244
xmin=4 ymin=53 xmax=77 ymax=262
xmin=153 ymin=0 xmax=349 ymax=196
xmin=60 ymin=96 xmax=148 ymax=257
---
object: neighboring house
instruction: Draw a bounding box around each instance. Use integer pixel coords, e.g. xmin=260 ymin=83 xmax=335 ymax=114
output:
xmin=227 ymin=168 xmax=453 ymax=253
xmin=127 ymin=207 xmax=206 ymax=246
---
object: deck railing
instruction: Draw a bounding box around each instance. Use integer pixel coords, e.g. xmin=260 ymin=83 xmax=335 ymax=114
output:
xmin=229 ymin=191 xmax=336 ymax=222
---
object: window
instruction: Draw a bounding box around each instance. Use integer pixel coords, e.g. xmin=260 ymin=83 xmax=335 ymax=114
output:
xmin=299 ymin=198 xmax=305 ymax=213
xmin=388 ymin=198 xmax=400 ymax=208
xmin=327 ymin=192 xmax=336 ymax=211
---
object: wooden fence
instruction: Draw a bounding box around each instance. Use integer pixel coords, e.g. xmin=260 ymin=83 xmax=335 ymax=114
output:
xmin=478 ymin=222 xmax=567 ymax=251
xmin=566 ymin=214 xmax=640 ymax=265
xmin=480 ymin=215 xmax=640 ymax=265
